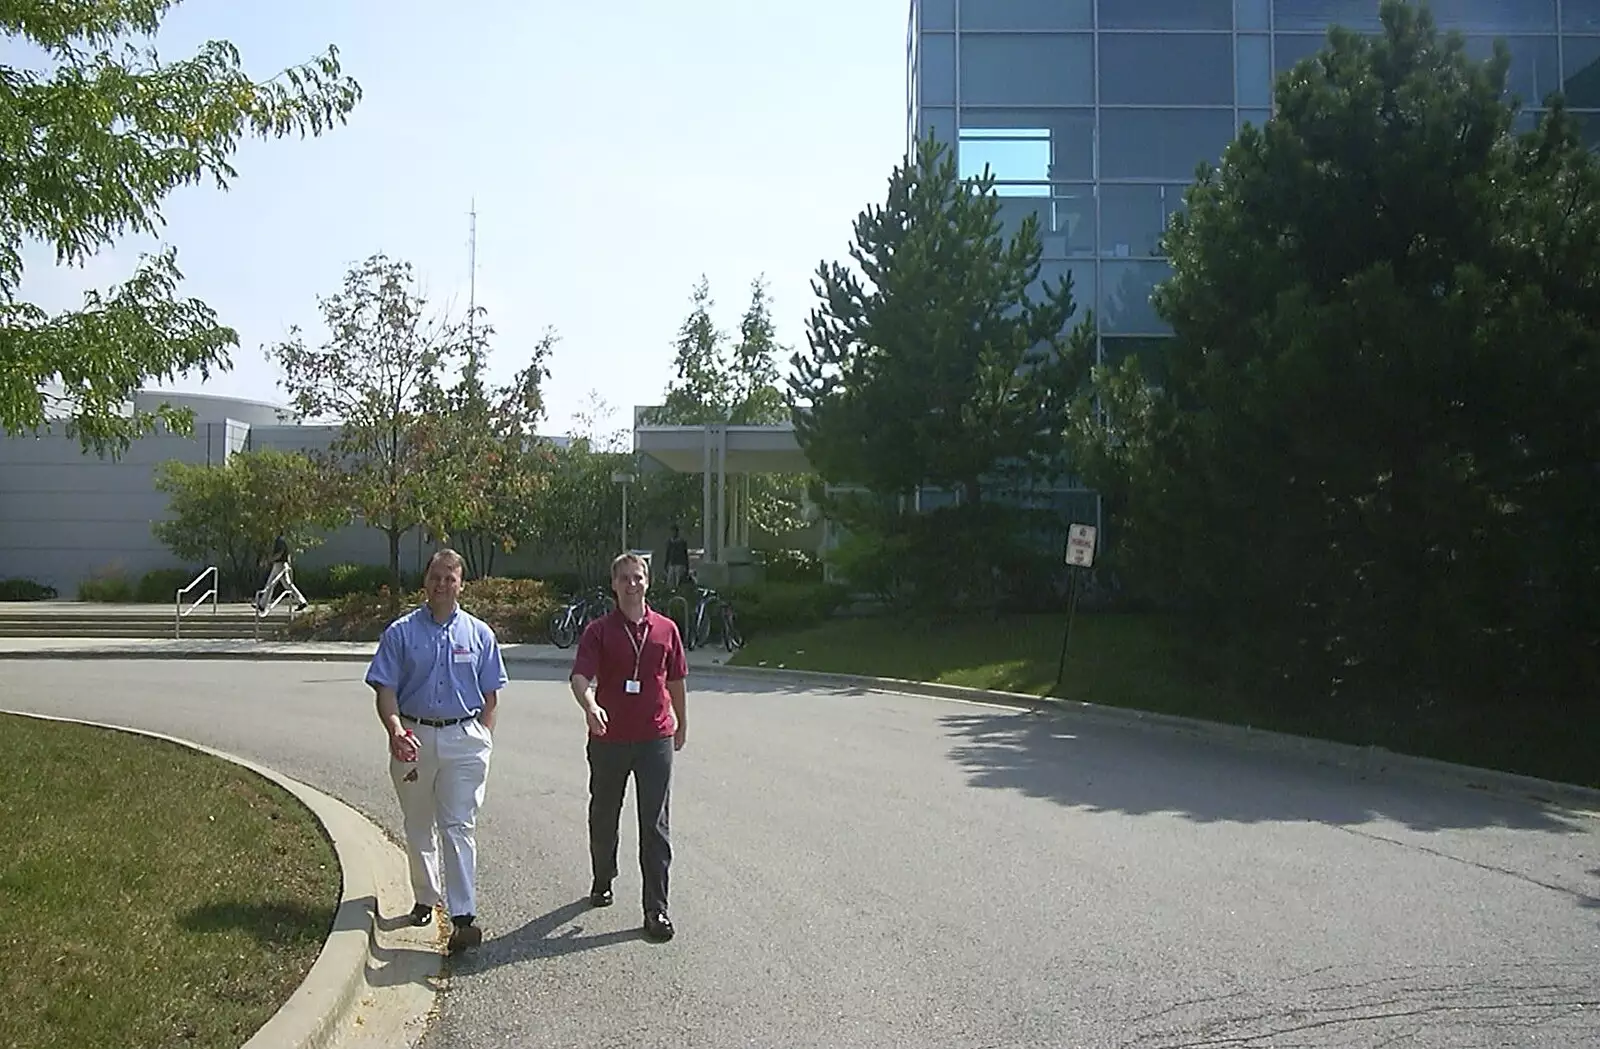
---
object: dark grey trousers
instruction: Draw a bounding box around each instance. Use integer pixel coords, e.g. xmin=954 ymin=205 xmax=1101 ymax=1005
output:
xmin=586 ymin=736 xmax=674 ymax=915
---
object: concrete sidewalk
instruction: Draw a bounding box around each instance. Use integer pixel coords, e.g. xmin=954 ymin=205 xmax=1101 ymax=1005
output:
xmin=0 ymin=635 xmax=741 ymax=672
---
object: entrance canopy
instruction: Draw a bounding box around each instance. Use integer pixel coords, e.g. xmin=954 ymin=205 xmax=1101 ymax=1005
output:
xmin=632 ymin=420 xmax=812 ymax=476
xmin=630 ymin=415 xmax=815 ymax=572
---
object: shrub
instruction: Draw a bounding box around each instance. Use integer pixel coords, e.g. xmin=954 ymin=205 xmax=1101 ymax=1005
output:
xmin=78 ymin=570 xmax=135 ymax=602
xmin=137 ymin=568 xmax=201 ymax=603
xmin=724 ymin=581 xmax=850 ymax=635
xmin=284 ymin=576 xmax=563 ymax=643
xmin=0 ymin=578 xmax=57 ymax=601
xmin=760 ymin=548 xmax=824 ymax=583
xmin=293 ymin=563 xmax=411 ymax=600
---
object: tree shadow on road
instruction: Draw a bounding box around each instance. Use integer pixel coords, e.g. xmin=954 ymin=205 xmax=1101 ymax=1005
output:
xmin=939 ymin=708 xmax=1591 ymax=836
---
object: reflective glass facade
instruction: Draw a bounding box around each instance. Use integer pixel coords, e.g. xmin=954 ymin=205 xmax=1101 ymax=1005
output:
xmin=906 ymin=0 xmax=1600 ymax=358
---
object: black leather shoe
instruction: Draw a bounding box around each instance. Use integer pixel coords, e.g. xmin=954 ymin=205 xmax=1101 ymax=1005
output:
xmin=589 ymin=883 xmax=613 ymax=907
xmin=643 ymin=911 xmax=674 ymax=941
xmin=408 ymin=903 xmax=433 ymax=927
xmin=447 ymin=917 xmax=482 ymax=955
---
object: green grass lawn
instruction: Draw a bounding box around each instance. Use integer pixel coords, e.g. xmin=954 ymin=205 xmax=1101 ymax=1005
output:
xmin=0 ymin=715 xmax=341 ymax=1049
xmin=730 ymin=612 xmax=1597 ymax=789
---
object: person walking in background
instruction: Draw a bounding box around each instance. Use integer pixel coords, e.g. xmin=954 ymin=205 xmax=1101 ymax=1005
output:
xmin=366 ymin=548 xmax=508 ymax=955
xmin=663 ymin=524 xmax=690 ymax=588
xmin=569 ymin=551 xmax=688 ymax=941
xmin=255 ymin=532 xmax=308 ymax=613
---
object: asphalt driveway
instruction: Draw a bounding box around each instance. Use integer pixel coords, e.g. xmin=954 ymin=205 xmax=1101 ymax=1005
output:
xmin=6 ymin=660 xmax=1596 ymax=1047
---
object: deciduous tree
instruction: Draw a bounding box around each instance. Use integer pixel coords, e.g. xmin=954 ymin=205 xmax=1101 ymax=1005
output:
xmin=152 ymin=448 xmax=349 ymax=596
xmin=0 ymin=0 xmax=360 ymax=454
xmin=267 ymin=254 xmax=477 ymax=590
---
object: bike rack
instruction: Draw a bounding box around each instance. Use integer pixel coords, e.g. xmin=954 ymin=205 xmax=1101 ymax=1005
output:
xmin=174 ymin=566 xmax=219 ymax=639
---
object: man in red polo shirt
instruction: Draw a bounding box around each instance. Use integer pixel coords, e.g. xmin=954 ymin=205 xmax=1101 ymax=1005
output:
xmin=569 ymin=551 xmax=688 ymax=941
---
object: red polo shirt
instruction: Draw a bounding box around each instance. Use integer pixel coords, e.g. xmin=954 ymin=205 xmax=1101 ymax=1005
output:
xmin=572 ymin=607 xmax=687 ymax=743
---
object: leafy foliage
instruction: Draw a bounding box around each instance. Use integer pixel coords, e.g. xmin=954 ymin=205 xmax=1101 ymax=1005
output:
xmin=1069 ymin=0 xmax=1600 ymax=703
xmin=643 ymin=275 xmax=810 ymax=545
xmin=152 ymin=447 xmax=349 ymax=597
xmin=267 ymin=255 xmax=480 ymax=589
xmin=435 ymin=325 xmax=559 ymax=578
xmin=790 ymin=134 xmax=1095 ymax=504
xmin=0 ymin=577 xmax=56 ymax=600
xmin=0 ymin=0 xmax=361 ymax=454
xmin=285 ymin=576 xmax=563 ymax=643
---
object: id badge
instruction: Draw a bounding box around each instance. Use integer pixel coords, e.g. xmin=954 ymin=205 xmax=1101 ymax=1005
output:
xmin=625 ymin=679 xmax=642 ymax=695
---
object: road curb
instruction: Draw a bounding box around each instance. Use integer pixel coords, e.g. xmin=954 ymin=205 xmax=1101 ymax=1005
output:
xmin=0 ymin=709 xmax=441 ymax=1049
xmin=6 ymin=645 xmax=1598 ymax=813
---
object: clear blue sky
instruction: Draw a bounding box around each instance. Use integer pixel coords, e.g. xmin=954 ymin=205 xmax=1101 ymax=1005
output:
xmin=16 ymin=0 xmax=910 ymax=438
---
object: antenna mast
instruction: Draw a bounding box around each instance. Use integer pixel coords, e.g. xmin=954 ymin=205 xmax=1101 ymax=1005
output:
xmin=467 ymin=197 xmax=478 ymax=340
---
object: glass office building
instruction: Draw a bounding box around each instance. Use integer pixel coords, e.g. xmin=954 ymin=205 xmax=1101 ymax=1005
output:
xmin=907 ymin=0 xmax=1600 ymax=371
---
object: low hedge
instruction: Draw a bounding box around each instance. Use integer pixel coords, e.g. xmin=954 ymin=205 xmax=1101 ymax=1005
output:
xmin=283 ymin=577 xmax=564 ymax=643
xmin=0 ymin=578 xmax=57 ymax=601
xmin=723 ymin=581 xmax=850 ymax=635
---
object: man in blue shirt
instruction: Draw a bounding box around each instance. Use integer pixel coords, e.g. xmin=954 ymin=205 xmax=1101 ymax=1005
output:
xmin=366 ymin=548 xmax=508 ymax=955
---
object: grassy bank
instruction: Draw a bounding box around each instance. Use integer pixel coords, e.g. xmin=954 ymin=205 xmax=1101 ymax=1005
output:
xmin=0 ymin=716 xmax=342 ymax=1049
xmin=729 ymin=612 xmax=1597 ymax=789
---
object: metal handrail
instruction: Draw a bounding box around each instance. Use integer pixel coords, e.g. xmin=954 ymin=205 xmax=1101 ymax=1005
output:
xmin=175 ymin=566 xmax=219 ymax=638
xmin=253 ymin=575 xmax=304 ymax=640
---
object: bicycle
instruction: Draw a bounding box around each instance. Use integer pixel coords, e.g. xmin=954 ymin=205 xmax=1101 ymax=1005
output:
xmin=548 ymin=585 xmax=614 ymax=649
xmin=685 ymin=586 xmax=743 ymax=653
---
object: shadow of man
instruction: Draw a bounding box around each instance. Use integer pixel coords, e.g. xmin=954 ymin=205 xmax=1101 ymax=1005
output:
xmin=450 ymin=898 xmax=644 ymax=975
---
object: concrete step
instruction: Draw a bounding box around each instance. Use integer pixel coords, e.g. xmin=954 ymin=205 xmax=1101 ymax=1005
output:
xmin=0 ymin=624 xmax=289 ymax=639
xmin=0 ymin=613 xmax=266 ymax=625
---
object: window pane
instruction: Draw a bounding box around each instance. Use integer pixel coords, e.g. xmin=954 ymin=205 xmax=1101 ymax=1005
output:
xmin=1050 ymin=185 xmax=1096 ymax=256
xmin=1459 ymin=35 xmax=1559 ymax=108
xmin=1098 ymin=0 xmax=1232 ymax=30
xmin=919 ymin=0 xmax=955 ymax=30
xmin=914 ymin=107 xmax=956 ymax=148
xmin=960 ymin=0 xmax=1093 ymax=30
xmin=1273 ymin=33 xmax=1327 ymax=75
xmin=961 ymin=129 xmax=1049 ymax=193
xmin=1566 ymin=0 xmax=1600 ymax=32
xmin=993 ymin=191 xmax=1095 ymax=256
xmin=1100 ymin=109 xmax=1236 ymax=180
xmin=1272 ymin=0 xmax=1380 ymax=30
xmin=961 ymin=108 xmax=1096 ymax=181
xmin=1238 ymin=108 xmax=1272 ymax=131
xmin=1100 ymin=184 xmax=1188 ymax=258
xmin=1100 ymin=260 xmax=1173 ymax=335
xmin=1036 ymin=261 xmax=1096 ymax=315
xmin=1236 ymin=0 xmax=1271 ymax=31
xmin=919 ymin=33 xmax=955 ymax=105
xmin=1423 ymin=0 xmax=1557 ymax=31
xmin=959 ymin=34 xmax=1095 ymax=107
xmin=1237 ymin=35 xmax=1272 ymax=107
xmin=1566 ymin=38 xmax=1600 ymax=112
xmin=1099 ymin=34 xmax=1234 ymax=106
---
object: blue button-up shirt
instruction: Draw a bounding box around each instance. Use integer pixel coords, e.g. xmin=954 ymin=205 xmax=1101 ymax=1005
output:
xmin=365 ymin=605 xmax=509 ymax=721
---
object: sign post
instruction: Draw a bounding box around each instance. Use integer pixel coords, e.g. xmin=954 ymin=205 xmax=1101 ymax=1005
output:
xmin=1052 ymin=523 xmax=1097 ymax=696
xmin=612 ymin=471 xmax=635 ymax=552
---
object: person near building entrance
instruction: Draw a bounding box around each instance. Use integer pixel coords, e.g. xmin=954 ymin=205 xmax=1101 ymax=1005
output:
xmin=365 ymin=548 xmax=508 ymax=955
xmin=663 ymin=524 xmax=690 ymax=588
xmin=569 ymin=551 xmax=688 ymax=942
xmin=255 ymin=533 xmax=308 ymax=613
